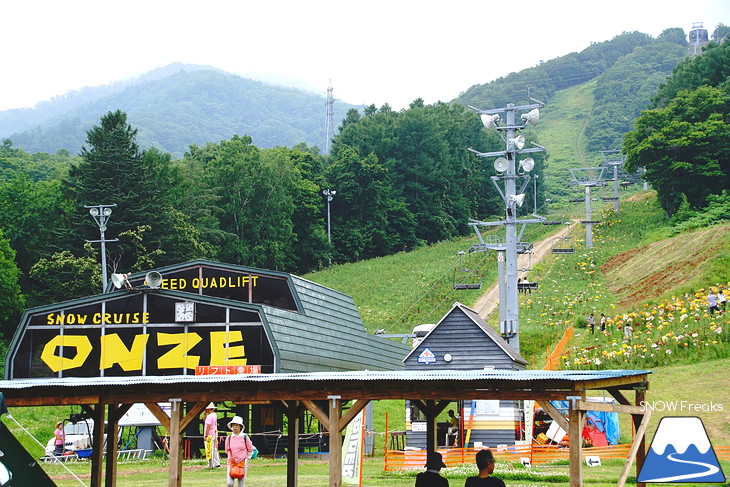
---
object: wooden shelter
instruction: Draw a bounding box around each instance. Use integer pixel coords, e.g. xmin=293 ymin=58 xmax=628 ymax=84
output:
xmin=0 ymin=369 xmax=651 ymax=487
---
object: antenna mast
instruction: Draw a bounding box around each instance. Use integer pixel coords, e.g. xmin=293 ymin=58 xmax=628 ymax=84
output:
xmin=324 ymin=80 xmax=335 ymax=155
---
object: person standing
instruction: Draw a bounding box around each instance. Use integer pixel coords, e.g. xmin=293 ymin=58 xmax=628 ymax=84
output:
xmin=464 ymin=449 xmax=506 ymax=487
xmin=717 ymin=289 xmax=727 ymax=311
xmin=53 ymin=421 xmax=64 ymax=456
xmin=708 ymin=290 xmax=719 ymax=315
xmin=600 ymin=313 xmax=607 ymax=332
xmin=447 ymin=409 xmax=460 ymax=446
xmin=587 ymin=313 xmax=595 ymax=334
xmin=203 ymin=402 xmax=221 ymax=468
xmin=225 ymin=416 xmax=254 ymax=487
xmin=415 ymin=451 xmax=448 ymax=487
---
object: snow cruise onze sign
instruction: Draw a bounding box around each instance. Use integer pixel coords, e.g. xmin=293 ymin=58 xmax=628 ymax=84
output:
xmin=5 ymin=265 xmax=291 ymax=379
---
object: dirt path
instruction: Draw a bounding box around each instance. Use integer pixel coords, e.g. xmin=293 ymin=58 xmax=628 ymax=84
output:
xmin=473 ymin=221 xmax=576 ymax=319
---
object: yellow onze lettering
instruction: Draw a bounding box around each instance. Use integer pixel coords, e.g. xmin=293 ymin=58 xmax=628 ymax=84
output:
xmin=40 ymin=335 xmax=93 ymax=372
xmin=209 ymin=331 xmax=247 ymax=366
xmin=157 ymin=332 xmax=202 ymax=370
xmin=99 ymin=333 xmax=149 ymax=371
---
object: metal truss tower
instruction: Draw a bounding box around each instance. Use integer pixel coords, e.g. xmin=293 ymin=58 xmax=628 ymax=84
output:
xmin=568 ymin=167 xmax=606 ymax=248
xmin=324 ymin=80 xmax=334 ymax=155
xmin=600 ymin=149 xmax=626 ymax=212
xmin=467 ymin=97 xmax=546 ymax=353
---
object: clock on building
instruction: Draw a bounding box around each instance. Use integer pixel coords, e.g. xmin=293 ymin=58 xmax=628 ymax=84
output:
xmin=175 ymin=301 xmax=196 ymax=322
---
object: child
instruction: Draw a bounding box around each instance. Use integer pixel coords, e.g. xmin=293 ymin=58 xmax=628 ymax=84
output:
xmin=225 ymin=416 xmax=255 ymax=487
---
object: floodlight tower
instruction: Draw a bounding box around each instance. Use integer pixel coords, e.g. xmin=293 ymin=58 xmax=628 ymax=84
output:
xmin=85 ymin=203 xmax=118 ymax=292
xmin=600 ymin=150 xmax=625 ymax=212
xmin=467 ymin=97 xmax=545 ymax=352
xmin=324 ymin=80 xmax=335 ymax=156
xmin=568 ymin=168 xmax=606 ymax=248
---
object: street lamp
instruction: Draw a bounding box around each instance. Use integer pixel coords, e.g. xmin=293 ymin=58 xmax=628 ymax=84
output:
xmin=85 ymin=203 xmax=118 ymax=292
xmin=323 ymin=189 xmax=336 ymax=266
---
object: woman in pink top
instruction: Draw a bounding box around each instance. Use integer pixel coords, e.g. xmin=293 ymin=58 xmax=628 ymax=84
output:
xmin=225 ymin=416 xmax=254 ymax=487
xmin=54 ymin=421 xmax=64 ymax=456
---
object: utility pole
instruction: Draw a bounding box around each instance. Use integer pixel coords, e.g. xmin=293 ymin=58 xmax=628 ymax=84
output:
xmin=467 ymin=97 xmax=545 ymax=352
xmin=323 ymin=189 xmax=336 ymax=266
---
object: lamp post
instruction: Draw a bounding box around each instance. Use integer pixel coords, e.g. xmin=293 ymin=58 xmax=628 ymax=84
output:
xmin=323 ymin=189 xmax=336 ymax=266
xmin=85 ymin=203 xmax=118 ymax=292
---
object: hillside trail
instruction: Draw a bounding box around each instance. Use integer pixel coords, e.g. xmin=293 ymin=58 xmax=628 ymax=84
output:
xmin=473 ymin=221 xmax=577 ymax=320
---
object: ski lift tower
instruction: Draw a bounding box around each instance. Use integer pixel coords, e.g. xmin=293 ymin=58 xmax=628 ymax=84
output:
xmin=467 ymin=96 xmax=545 ymax=353
xmin=600 ymin=150 xmax=625 ymax=212
xmin=568 ymin=167 xmax=606 ymax=249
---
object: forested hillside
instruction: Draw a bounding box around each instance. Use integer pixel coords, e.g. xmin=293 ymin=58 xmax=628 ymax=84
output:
xmin=456 ymin=29 xmax=689 ymax=154
xmin=0 ymin=30 xmax=726 ymax=346
xmin=3 ymin=66 xmax=358 ymax=157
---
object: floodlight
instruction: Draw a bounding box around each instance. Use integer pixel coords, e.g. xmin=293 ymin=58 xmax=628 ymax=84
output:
xmin=111 ymin=273 xmax=132 ymax=289
xmin=89 ymin=208 xmax=99 ymax=217
xmin=493 ymin=157 xmax=508 ymax=173
xmin=509 ymin=135 xmax=525 ymax=150
xmin=521 ymin=108 xmax=540 ymax=126
xmin=145 ymin=271 xmax=163 ymax=289
xmin=480 ymin=113 xmax=500 ymax=130
xmin=520 ymin=158 xmax=535 ymax=172
xmin=509 ymin=194 xmax=526 ymax=207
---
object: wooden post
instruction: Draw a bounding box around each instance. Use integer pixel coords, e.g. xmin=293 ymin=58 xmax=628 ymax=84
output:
xmin=87 ymin=403 xmax=106 ymax=487
xmin=279 ymin=400 xmax=305 ymax=487
xmin=410 ymin=400 xmax=450 ymax=453
xmin=105 ymin=403 xmax=132 ymax=487
xmin=168 ymin=398 xmax=184 ymax=487
xmin=567 ymin=397 xmax=585 ymax=487
xmin=328 ymin=396 xmax=342 ymax=487
xmin=635 ymin=389 xmax=647 ymax=487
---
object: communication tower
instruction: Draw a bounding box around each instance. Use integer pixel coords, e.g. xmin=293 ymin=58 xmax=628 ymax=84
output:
xmin=324 ymin=80 xmax=335 ymax=155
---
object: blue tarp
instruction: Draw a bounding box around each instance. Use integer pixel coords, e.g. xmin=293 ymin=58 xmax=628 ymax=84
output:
xmin=551 ymin=401 xmax=620 ymax=445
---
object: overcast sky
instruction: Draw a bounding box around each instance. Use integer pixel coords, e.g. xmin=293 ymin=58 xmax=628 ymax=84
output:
xmin=1 ymin=0 xmax=727 ymax=112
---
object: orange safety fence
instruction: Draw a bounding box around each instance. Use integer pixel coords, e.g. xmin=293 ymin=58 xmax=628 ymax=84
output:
xmin=384 ymin=444 xmax=730 ymax=471
xmin=544 ymin=324 xmax=574 ymax=370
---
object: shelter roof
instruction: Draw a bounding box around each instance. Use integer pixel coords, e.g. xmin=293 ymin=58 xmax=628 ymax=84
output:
xmin=0 ymin=368 xmax=651 ymax=407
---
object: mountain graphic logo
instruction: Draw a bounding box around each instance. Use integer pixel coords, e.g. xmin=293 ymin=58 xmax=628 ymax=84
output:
xmin=638 ymin=416 xmax=726 ymax=483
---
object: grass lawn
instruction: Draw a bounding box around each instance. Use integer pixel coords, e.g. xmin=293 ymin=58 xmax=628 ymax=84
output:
xmin=42 ymin=455 xmax=730 ymax=486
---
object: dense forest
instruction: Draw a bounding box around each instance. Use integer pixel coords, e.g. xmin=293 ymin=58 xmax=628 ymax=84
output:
xmin=0 ymin=29 xmax=727 ymax=343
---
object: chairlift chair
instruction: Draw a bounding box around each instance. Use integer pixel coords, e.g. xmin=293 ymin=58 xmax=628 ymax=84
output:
xmin=453 ymin=251 xmax=482 ymax=290
xmin=551 ymin=236 xmax=575 ymax=254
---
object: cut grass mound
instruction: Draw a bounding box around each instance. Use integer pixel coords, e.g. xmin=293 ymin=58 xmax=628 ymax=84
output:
xmin=602 ymin=223 xmax=730 ymax=307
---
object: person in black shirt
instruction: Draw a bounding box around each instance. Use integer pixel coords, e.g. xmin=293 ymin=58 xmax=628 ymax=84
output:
xmin=415 ymin=451 xmax=449 ymax=486
xmin=464 ymin=449 xmax=505 ymax=487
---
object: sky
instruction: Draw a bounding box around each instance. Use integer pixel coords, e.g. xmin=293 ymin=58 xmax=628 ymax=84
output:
xmin=1 ymin=0 xmax=728 ymax=112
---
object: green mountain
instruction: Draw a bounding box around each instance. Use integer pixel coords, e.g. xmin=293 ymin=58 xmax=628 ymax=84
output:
xmin=3 ymin=65 xmax=359 ymax=158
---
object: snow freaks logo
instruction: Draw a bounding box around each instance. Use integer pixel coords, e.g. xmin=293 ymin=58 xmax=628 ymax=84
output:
xmin=638 ymin=417 xmax=726 ymax=483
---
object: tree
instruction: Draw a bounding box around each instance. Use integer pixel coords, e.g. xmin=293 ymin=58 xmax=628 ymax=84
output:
xmin=0 ymin=230 xmax=24 ymax=340
xmin=624 ymin=84 xmax=730 ymax=215
xmin=27 ymin=246 xmax=99 ymax=307
xmin=65 ymin=110 xmax=205 ymax=273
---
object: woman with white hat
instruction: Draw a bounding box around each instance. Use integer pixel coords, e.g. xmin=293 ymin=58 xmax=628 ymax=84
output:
xmin=203 ymin=402 xmax=220 ymax=468
xmin=224 ymin=416 xmax=255 ymax=486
